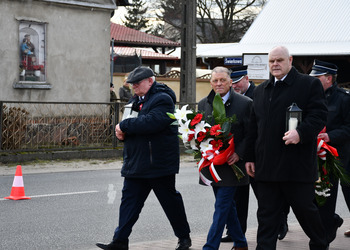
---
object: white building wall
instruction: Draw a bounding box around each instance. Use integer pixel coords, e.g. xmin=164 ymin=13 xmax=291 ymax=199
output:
xmin=0 ymin=0 xmax=114 ymax=102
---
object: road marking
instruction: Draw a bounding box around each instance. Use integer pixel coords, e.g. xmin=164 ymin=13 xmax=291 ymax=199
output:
xmin=0 ymin=190 xmax=99 ymax=200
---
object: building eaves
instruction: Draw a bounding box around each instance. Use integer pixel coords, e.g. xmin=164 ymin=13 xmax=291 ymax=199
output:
xmin=39 ymin=0 xmax=117 ymax=10
xmin=110 ymin=23 xmax=180 ymax=48
xmin=112 ymin=46 xmax=179 ymax=60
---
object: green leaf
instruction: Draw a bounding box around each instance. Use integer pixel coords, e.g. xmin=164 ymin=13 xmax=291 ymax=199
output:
xmin=167 ymin=112 xmax=176 ymax=119
xmin=230 ymin=164 xmax=245 ymax=181
xmin=221 ymin=121 xmax=231 ymax=137
xmin=212 ymin=93 xmax=226 ymax=124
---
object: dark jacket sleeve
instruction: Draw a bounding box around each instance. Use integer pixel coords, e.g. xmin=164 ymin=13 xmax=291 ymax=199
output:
xmin=120 ymin=92 xmax=174 ymax=135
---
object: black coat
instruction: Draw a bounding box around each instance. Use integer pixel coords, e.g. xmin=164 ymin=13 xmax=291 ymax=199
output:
xmin=245 ymin=67 xmax=328 ymax=183
xmin=244 ymin=81 xmax=256 ymax=99
xmin=324 ymin=83 xmax=350 ymax=172
xmin=198 ymin=88 xmax=252 ymax=186
xmin=119 ymin=82 xmax=179 ymax=178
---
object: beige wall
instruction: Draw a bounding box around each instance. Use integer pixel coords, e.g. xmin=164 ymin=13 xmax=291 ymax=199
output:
xmin=0 ymin=0 xmax=113 ymax=102
xmin=113 ymin=73 xmax=212 ymax=103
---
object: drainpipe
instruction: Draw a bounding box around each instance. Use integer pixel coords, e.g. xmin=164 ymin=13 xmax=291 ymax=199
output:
xmin=201 ymin=57 xmax=210 ymax=69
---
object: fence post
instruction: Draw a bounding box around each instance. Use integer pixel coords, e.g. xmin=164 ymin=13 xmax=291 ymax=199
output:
xmin=112 ymin=102 xmax=119 ymax=147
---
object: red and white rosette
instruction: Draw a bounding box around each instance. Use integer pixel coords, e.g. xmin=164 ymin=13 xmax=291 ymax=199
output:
xmin=198 ymin=138 xmax=235 ymax=186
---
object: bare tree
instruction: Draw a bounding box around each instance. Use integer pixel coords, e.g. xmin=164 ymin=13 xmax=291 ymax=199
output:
xmin=156 ymin=0 xmax=267 ymax=43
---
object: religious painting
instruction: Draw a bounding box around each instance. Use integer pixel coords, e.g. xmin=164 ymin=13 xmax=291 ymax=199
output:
xmin=19 ymin=21 xmax=46 ymax=82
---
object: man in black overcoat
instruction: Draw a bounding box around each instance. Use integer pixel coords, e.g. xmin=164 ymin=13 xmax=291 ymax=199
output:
xmin=309 ymin=60 xmax=350 ymax=242
xmin=245 ymin=46 xmax=329 ymax=250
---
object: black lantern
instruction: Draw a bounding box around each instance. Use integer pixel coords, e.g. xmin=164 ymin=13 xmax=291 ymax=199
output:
xmin=286 ymin=103 xmax=302 ymax=131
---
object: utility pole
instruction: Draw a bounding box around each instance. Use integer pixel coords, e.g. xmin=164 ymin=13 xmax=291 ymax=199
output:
xmin=110 ymin=38 xmax=114 ymax=85
xmin=180 ymin=0 xmax=196 ymax=105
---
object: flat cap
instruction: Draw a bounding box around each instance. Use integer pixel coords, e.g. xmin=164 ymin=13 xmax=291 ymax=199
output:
xmin=127 ymin=66 xmax=155 ymax=84
xmin=309 ymin=60 xmax=338 ymax=76
xmin=230 ymin=65 xmax=248 ymax=83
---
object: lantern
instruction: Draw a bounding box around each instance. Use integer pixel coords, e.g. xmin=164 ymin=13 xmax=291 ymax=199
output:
xmin=286 ymin=103 xmax=302 ymax=131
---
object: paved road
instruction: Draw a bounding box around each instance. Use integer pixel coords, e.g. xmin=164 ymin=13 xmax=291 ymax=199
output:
xmin=0 ymin=158 xmax=349 ymax=249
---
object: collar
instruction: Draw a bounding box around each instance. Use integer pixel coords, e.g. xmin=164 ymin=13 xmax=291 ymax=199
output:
xmin=274 ymin=74 xmax=288 ymax=83
xmin=265 ymin=67 xmax=297 ymax=88
xmin=325 ymin=82 xmax=337 ymax=96
xmin=221 ymin=91 xmax=230 ymax=104
xmin=243 ymin=84 xmax=251 ymax=96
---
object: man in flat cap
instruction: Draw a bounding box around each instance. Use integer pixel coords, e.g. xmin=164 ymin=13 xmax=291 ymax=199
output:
xmin=310 ymin=59 xmax=350 ymax=242
xmin=97 ymin=66 xmax=191 ymax=250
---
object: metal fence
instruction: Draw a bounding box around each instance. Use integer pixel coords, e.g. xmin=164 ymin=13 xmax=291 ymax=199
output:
xmin=0 ymin=101 xmax=127 ymax=152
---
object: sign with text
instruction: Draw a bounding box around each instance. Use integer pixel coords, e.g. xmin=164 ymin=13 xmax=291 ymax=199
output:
xmin=243 ymin=53 xmax=269 ymax=80
xmin=224 ymin=57 xmax=242 ymax=65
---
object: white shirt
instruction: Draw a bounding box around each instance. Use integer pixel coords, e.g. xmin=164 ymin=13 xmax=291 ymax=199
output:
xmin=221 ymin=91 xmax=230 ymax=104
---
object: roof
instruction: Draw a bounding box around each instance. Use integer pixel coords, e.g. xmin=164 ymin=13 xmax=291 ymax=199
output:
xmin=42 ymin=0 xmax=118 ymax=9
xmin=110 ymin=23 xmax=180 ymax=48
xmin=112 ymin=46 xmax=179 ymax=60
xmin=195 ymin=0 xmax=350 ymax=58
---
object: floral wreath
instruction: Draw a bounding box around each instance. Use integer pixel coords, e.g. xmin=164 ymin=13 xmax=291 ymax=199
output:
xmin=315 ymin=127 xmax=350 ymax=206
xmin=168 ymin=93 xmax=244 ymax=185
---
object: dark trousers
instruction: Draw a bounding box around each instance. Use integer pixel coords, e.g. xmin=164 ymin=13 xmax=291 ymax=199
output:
xmin=341 ymin=182 xmax=350 ymax=211
xmin=256 ymin=182 xmax=328 ymax=250
xmin=234 ymin=184 xmax=250 ymax=234
xmin=318 ymin=176 xmax=340 ymax=243
xmin=113 ymin=175 xmax=190 ymax=242
xmin=341 ymin=161 xmax=350 ymax=213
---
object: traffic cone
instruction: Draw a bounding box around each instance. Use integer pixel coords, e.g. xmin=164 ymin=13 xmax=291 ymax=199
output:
xmin=4 ymin=165 xmax=31 ymax=200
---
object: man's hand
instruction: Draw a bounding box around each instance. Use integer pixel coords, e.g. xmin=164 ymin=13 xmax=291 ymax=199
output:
xmin=318 ymin=132 xmax=330 ymax=143
xmin=115 ymin=124 xmax=125 ymax=141
xmin=283 ymin=129 xmax=300 ymax=145
xmin=245 ymin=162 xmax=255 ymax=178
xmin=227 ymin=152 xmax=239 ymax=165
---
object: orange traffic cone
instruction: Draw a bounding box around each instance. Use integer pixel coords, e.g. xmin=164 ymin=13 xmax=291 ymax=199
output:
xmin=4 ymin=165 xmax=31 ymax=200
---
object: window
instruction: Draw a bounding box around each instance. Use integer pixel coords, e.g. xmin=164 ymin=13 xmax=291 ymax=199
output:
xmin=19 ymin=21 xmax=46 ymax=83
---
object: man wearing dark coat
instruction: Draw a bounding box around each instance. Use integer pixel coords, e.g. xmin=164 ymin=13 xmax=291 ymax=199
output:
xmin=198 ymin=66 xmax=252 ymax=250
xmin=245 ymin=46 xmax=329 ymax=250
xmin=221 ymin=65 xmax=256 ymax=243
xmin=309 ymin=60 xmax=350 ymax=242
xmin=97 ymin=66 xmax=191 ymax=250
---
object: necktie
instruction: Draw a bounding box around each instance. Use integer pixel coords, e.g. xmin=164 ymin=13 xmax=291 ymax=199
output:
xmin=275 ymin=80 xmax=283 ymax=86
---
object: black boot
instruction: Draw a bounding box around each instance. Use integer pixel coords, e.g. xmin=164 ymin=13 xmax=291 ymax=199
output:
xmin=175 ymin=237 xmax=192 ymax=250
xmin=96 ymin=240 xmax=128 ymax=250
xmin=328 ymin=214 xmax=343 ymax=243
xmin=278 ymin=212 xmax=288 ymax=240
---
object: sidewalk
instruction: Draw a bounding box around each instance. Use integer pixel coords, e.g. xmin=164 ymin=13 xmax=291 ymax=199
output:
xmin=129 ymin=218 xmax=350 ymax=250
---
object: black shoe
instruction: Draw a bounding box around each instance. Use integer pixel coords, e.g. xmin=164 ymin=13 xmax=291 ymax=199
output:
xmin=96 ymin=241 xmax=128 ymax=250
xmin=175 ymin=237 xmax=192 ymax=250
xmin=328 ymin=214 xmax=344 ymax=243
xmin=278 ymin=221 xmax=288 ymax=240
xmin=221 ymin=235 xmax=233 ymax=242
